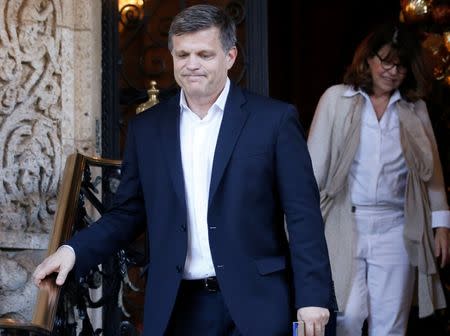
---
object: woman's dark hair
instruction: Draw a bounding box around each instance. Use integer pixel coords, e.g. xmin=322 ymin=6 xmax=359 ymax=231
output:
xmin=343 ymin=22 xmax=432 ymax=101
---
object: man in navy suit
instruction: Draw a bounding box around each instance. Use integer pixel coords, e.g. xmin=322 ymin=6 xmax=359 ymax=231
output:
xmin=34 ymin=5 xmax=335 ymax=336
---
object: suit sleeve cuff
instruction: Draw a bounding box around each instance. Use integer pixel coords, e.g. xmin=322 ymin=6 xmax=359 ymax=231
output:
xmin=431 ymin=210 xmax=450 ymax=228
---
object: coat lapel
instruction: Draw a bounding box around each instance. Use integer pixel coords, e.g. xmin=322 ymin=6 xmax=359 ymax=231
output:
xmin=160 ymin=93 xmax=186 ymax=207
xmin=208 ymin=84 xmax=249 ymax=206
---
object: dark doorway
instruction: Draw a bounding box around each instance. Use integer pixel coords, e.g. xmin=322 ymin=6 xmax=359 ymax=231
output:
xmin=268 ymin=0 xmax=401 ymax=129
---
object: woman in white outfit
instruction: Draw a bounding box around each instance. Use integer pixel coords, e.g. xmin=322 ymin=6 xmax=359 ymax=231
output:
xmin=307 ymin=22 xmax=450 ymax=336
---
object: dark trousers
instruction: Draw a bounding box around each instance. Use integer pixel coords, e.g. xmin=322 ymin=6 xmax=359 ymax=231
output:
xmin=165 ymin=280 xmax=241 ymax=336
xmin=165 ymin=279 xmax=337 ymax=336
xmin=326 ymin=311 xmax=336 ymax=336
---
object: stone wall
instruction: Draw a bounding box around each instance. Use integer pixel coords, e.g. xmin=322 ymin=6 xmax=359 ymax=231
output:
xmin=0 ymin=0 xmax=101 ymax=320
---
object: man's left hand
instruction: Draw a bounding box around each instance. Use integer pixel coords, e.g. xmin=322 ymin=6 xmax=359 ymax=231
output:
xmin=297 ymin=306 xmax=329 ymax=336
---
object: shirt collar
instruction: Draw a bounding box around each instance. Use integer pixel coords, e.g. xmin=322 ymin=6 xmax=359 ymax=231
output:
xmin=179 ymin=78 xmax=231 ymax=114
xmin=343 ymin=86 xmax=402 ymax=106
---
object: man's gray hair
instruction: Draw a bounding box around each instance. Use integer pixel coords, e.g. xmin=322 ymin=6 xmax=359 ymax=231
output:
xmin=168 ymin=4 xmax=236 ymax=52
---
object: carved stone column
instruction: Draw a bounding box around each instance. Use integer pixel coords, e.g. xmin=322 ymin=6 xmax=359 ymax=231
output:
xmin=0 ymin=0 xmax=101 ymax=320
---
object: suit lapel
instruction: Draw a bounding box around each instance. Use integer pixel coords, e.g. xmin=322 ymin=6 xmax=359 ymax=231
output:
xmin=160 ymin=93 xmax=186 ymax=207
xmin=208 ymin=84 xmax=249 ymax=206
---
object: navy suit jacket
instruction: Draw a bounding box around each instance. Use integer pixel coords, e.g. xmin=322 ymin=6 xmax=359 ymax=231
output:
xmin=69 ymin=83 xmax=335 ymax=335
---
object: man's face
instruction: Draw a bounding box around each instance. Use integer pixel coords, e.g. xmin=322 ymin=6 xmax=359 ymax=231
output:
xmin=171 ymin=27 xmax=237 ymax=104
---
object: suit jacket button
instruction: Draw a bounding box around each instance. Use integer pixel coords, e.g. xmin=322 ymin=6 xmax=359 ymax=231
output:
xmin=181 ymin=224 xmax=186 ymax=232
xmin=176 ymin=265 xmax=182 ymax=273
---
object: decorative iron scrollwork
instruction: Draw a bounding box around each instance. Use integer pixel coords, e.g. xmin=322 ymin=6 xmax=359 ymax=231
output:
xmin=0 ymin=154 xmax=146 ymax=336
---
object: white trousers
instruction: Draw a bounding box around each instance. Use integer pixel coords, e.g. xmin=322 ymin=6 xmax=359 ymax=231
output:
xmin=336 ymin=207 xmax=415 ymax=336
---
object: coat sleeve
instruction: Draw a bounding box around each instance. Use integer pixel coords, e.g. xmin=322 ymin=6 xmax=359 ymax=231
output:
xmin=68 ymin=119 xmax=147 ymax=278
xmin=275 ymin=104 xmax=335 ymax=309
xmin=415 ymin=100 xmax=450 ymax=227
xmin=307 ymin=88 xmax=336 ymax=191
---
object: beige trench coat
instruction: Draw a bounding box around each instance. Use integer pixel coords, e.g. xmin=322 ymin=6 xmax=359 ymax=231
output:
xmin=307 ymin=84 xmax=448 ymax=317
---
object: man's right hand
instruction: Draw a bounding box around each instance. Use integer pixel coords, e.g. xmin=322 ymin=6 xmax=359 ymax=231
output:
xmin=33 ymin=245 xmax=76 ymax=287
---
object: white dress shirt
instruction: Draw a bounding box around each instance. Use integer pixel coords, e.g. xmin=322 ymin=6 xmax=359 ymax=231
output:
xmin=347 ymin=88 xmax=449 ymax=228
xmin=179 ymin=78 xmax=230 ymax=279
xmin=349 ymin=89 xmax=406 ymax=208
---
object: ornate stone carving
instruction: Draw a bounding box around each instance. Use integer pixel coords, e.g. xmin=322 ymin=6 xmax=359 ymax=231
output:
xmin=0 ymin=0 xmax=102 ymax=324
xmin=0 ymin=250 xmax=43 ymax=322
xmin=0 ymin=0 xmax=62 ymax=242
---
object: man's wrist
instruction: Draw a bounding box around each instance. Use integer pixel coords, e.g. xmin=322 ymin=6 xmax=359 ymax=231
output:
xmin=60 ymin=245 xmax=76 ymax=260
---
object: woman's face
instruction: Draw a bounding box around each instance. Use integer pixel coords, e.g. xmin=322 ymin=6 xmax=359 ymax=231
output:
xmin=367 ymin=44 xmax=407 ymax=96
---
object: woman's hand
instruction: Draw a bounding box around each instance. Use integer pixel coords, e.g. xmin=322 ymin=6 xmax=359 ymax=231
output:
xmin=434 ymin=227 xmax=450 ymax=268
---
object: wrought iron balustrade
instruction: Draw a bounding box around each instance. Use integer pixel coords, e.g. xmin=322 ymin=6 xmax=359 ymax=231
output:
xmin=0 ymin=153 xmax=147 ymax=336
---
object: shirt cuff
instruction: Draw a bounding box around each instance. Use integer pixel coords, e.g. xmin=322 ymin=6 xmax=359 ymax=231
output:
xmin=431 ymin=210 xmax=450 ymax=229
xmin=60 ymin=244 xmax=76 ymax=260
